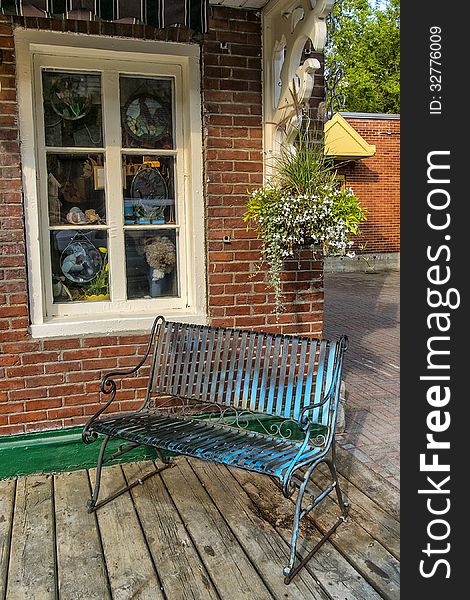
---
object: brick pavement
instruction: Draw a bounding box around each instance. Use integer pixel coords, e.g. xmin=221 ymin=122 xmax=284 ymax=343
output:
xmin=323 ymin=271 xmax=400 ymax=488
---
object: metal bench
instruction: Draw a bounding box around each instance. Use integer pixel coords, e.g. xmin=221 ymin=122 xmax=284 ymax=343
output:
xmin=83 ymin=315 xmax=350 ymax=584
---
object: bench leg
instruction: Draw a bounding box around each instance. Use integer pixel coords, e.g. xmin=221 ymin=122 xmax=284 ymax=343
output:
xmin=282 ymin=446 xmax=349 ymax=584
xmin=87 ymin=435 xmax=110 ymax=512
xmin=329 ymin=441 xmax=350 ymax=518
xmin=86 ymin=436 xmax=173 ymax=513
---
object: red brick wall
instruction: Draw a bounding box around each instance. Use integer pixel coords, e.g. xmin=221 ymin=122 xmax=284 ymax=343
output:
xmin=338 ymin=116 xmax=400 ymax=254
xmin=0 ymin=19 xmax=31 ymax=436
xmin=203 ymin=7 xmax=324 ymax=333
xmin=0 ymin=8 xmax=324 ymax=437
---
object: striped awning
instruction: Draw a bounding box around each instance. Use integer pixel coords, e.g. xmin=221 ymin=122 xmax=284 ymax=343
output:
xmin=0 ymin=0 xmax=208 ymax=33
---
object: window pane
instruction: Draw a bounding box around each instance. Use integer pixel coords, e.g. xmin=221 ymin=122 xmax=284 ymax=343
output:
xmin=42 ymin=71 xmax=103 ymax=148
xmin=120 ymin=77 xmax=173 ymax=149
xmin=47 ymin=154 xmax=106 ymax=226
xmin=50 ymin=231 xmax=109 ymax=303
xmin=125 ymin=230 xmax=178 ymax=299
xmin=122 ymin=155 xmax=175 ymax=225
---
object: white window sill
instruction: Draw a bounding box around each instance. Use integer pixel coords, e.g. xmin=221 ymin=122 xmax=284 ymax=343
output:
xmin=30 ymin=311 xmax=209 ymax=339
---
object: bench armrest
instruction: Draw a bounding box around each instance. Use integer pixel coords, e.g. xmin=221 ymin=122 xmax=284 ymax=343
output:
xmin=280 ymin=335 xmax=348 ymax=496
xmin=82 ymin=316 xmax=164 ymax=443
xmin=297 ymin=335 xmax=348 ymax=431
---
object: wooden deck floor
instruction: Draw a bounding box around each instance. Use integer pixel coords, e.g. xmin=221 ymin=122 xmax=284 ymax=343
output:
xmin=0 ymin=447 xmax=399 ymax=600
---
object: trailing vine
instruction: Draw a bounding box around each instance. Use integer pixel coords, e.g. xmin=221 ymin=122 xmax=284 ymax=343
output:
xmin=244 ymin=132 xmax=365 ymax=313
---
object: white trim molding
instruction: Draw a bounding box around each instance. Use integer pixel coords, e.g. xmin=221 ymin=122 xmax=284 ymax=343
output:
xmin=340 ymin=112 xmax=401 ymax=120
xmin=262 ymin=0 xmax=335 ymax=158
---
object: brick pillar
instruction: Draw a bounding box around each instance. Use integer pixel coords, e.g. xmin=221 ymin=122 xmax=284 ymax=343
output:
xmin=202 ymin=7 xmax=324 ymax=335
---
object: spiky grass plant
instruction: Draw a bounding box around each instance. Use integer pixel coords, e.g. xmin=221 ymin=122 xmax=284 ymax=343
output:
xmin=245 ymin=130 xmax=365 ymax=314
xmin=272 ymin=129 xmax=337 ymax=196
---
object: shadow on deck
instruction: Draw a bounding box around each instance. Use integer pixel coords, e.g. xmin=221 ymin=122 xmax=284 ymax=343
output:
xmin=0 ymin=447 xmax=399 ymax=600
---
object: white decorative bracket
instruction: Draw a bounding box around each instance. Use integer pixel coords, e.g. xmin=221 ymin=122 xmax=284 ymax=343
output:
xmin=263 ymin=0 xmax=336 ymax=161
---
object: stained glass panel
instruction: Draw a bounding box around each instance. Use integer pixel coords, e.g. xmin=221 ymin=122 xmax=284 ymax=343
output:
xmin=42 ymin=71 xmax=103 ymax=148
xmin=120 ymin=77 xmax=173 ymax=149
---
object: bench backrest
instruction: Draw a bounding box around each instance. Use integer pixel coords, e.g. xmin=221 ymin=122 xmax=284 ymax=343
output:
xmin=148 ymin=320 xmax=344 ymax=427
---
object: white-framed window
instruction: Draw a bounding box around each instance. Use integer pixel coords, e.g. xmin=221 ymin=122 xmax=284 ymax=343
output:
xmin=15 ymin=30 xmax=206 ymax=338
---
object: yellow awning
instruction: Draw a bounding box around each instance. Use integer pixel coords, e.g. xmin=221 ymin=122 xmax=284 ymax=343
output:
xmin=324 ymin=113 xmax=376 ymax=159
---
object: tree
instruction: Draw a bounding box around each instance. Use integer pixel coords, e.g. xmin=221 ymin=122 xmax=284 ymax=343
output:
xmin=326 ymin=0 xmax=400 ymax=114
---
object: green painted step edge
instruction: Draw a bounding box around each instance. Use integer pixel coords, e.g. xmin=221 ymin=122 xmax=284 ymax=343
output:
xmin=0 ymin=426 xmax=163 ymax=480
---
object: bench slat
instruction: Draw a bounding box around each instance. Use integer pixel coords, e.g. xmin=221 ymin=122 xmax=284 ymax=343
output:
xmin=147 ymin=320 xmax=343 ymax=428
xmin=284 ymin=337 xmax=299 ymax=418
xmin=293 ymin=337 xmax=309 ymax=419
xmin=216 ymin=328 xmax=231 ymax=405
xmin=194 ymin=326 xmax=208 ymax=399
xmin=224 ymin=329 xmax=239 ymax=406
xmin=179 ymin=324 xmax=194 ymax=397
xmin=249 ymin=332 xmax=263 ymax=411
xmin=266 ymin=335 xmax=282 ymax=415
xmin=274 ymin=337 xmax=289 ymax=417
xmin=302 ymin=338 xmax=317 ymax=413
xmin=202 ymin=327 xmax=216 ymax=400
xmin=168 ymin=322 xmax=181 ymax=394
xmin=209 ymin=327 xmax=225 ymax=403
xmin=186 ymin=324 xmax=201 ymax=396
xmin=322 ymin=340 xmax=339 ymax=426
xmin=233 ymin=330 xmax=249 ymax=409
xmin=171 ymin=323 xmax=188 ymax=396
xmin=242 ymin=332 xmax=257 ymax=410
xmin=157 ymin=322 xmax=172 ymax=394
xmin=257 ymin=333 xmax=272 ymax=413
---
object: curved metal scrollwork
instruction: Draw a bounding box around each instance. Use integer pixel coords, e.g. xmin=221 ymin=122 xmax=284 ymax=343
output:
xmin=155 ymin=398 xmax=301 ymax=442
xmin=82 ymin=315 xmax=165 ymax=444
xmin=151 ymin=396 xmax=330 ymax=448
xmin=82 ymin=379 xmax=117 ymax=444
xmin=310 ymin=431 xmax=328 ymax=447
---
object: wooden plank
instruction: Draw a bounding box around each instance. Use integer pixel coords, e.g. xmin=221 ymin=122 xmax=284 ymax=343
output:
xmin=0 ymin=479 xmax=15 ymax=600
xmin=161 ymin=458 xmax=274 ymax=600
xmin=90 ymin=464 xmax=164 ymax=600
xmin=336 ymin=447 xmax=400 ymax=521
xmin=54 ymin=470 xmax=110 ymax=599
xmin=299 ymin=473 xmax=400 ymax=600
xmin=315 ymin=463 xmax=400 ymax=559
xmin=122 ymin=461 xmax=219 ymax=600
xmin=187 ymin=459 xmax=332 ymax=600
xmin=231 ymin=466 xmax=383 ymax=600
xmin=6 ymin=475 xmax=56 ymax=600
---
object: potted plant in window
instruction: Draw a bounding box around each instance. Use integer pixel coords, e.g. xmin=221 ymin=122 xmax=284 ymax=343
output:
xmin=244 ymin=130 xmax=365 ymax=314
xmin=83 ymin=247 xmax=110 ymax=301
xmin=143 ymin=236 xmax=177 ymax=297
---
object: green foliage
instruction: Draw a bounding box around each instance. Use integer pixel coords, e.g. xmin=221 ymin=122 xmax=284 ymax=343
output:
xmin=245 ymin=133 xmax=365 ymax=313
xmin=272 ymin=134 xmax=336 ymax=195
xmin=326 ymin=0 xmax=400 ymax=114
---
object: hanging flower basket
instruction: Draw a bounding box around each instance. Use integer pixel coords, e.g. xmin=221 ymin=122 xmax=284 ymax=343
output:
xmin=244 ymin=130 xmax=366 ymax=314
